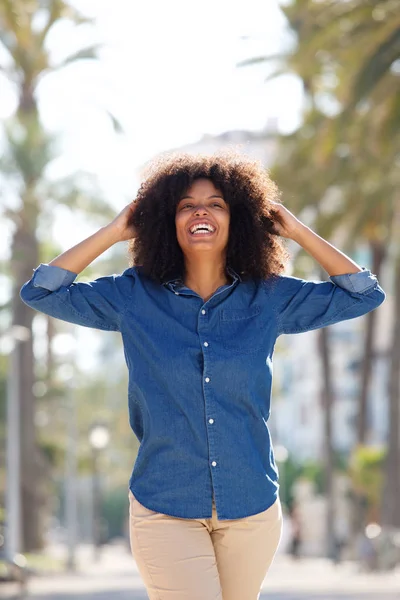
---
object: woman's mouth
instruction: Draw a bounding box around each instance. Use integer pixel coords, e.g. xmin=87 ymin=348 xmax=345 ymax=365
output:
xmin=189 ymin=223 xmax=216 ymax=236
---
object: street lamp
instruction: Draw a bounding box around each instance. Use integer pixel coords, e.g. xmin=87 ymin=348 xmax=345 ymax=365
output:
xmin=54 ymin=331 xmax=78 ymax=572
xmin=89 ymin=425 xmax=110 ymax=451
xmin=89 ymin=424 xmax=110 ymax=561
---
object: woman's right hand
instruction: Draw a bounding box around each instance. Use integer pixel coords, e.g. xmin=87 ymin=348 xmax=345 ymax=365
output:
xmin=108 ymin=201 xmax=138 ymax=241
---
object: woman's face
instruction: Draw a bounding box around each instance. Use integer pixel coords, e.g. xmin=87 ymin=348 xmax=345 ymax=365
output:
xmin=175 ymin=178 xmax=230 ymax=258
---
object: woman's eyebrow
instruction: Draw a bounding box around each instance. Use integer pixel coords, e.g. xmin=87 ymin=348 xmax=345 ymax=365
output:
xmin=179 ymin=194 xmax=225 ymax=200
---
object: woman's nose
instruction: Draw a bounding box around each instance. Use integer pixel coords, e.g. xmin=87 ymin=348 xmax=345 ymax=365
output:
xmin=194 ymin=205 xmax=208 ymax=215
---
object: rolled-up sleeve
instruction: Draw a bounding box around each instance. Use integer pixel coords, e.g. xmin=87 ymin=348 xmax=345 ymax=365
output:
xmin=20 ymin=263 xmax=132 ymax=332
xmin=265 ymin=268 xmax=385 ymax=336
xmin=31 ymin=263 xmax=78 ymax=290
xmin=329 ymin=268 xmax=379 ymax=293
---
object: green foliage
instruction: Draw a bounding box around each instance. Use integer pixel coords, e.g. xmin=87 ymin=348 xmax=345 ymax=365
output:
xmin=0 ymin=377 xmax=5 ymax=424
xmin=349 ymin=445 xmax=385 ymax=510
xmin=38 ymin=439 xmax=65 ymax=468
xmin=101 ymin=485 xmax=129 ymax=540
xmin=281 ymin=452 xmax=349 ymax=510
xmin=245 ymin=0 xmax=399 ymax=253
xmin=300 ymin=461 xmax=324 ymax=494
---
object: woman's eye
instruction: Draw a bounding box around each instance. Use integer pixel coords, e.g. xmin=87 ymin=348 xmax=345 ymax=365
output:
xmin=179 ymin=202 xmax=224 ymax=210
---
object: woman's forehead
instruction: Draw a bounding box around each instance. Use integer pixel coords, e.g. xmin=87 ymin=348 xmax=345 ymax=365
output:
xmin=180 ymin=178 xmax=229 ymax=201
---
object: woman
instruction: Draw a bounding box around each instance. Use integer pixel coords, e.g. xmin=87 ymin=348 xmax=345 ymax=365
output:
xmin=20 ymin=152 xmax=385 ymax=599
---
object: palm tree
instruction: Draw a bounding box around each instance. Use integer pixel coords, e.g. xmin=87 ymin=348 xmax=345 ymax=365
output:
xmin=242 ymin=0 xmax=400 ymax=541
xmin=382 ymin=249 xmax=400 ymax=528
xmin=275 ymin=0 xmax=400 ymax=531
xmin=0 ymin=0 xmax=116 ymax=550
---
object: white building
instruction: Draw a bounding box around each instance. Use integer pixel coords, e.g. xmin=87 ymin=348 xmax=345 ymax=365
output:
xmin=166 ymin=118 xmax=279 ymax=165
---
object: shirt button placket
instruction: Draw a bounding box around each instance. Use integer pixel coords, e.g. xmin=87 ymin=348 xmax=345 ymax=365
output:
xmin=200 ymin=306 xmax=218 ymax=476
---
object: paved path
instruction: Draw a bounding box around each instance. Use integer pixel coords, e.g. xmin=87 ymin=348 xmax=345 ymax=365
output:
xmin=1 ymin=545 xmax=399 ymax=599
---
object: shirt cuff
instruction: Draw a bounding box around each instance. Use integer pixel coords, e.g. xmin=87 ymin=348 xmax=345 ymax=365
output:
xmin=32 ymin=263 xmax=78 ymax=291
xmin=330 ymin=268 xmax=378 ymax=293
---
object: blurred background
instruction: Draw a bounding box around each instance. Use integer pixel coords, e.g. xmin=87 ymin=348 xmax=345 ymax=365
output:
xmin=0 ymin=0 xmax=400 ymax=598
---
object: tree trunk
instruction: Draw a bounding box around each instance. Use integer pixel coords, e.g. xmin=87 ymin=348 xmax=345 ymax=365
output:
xmin=381 ymin=255 xmax=400 ymax=528
xmin=318 ymin=325 xmax=335 ymax=559
xmin=11 ymin=223 xmax=43 ymax=551
xmin=350 ymin=241 xmax=386 ymax=541
xmin=357 ymin=240 xmax=386 ymax=444
xmin=45 ymin=315 xmax=56 ymax=387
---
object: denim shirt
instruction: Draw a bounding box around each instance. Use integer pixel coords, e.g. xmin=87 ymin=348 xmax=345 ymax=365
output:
xmin=20 ymin=264 xmax=385 ymax=520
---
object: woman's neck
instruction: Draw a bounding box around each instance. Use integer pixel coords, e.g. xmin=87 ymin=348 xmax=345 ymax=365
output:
xmin=183 ymin=258 xmax=230 ymax=302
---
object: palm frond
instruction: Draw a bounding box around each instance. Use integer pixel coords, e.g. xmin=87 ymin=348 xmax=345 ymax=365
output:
xmin=41 ymin=174 xmax=115 ymax=221
xmin=349 ymin=26 xmax=400 ymax=108
xmin=53 ymin=44 xmax=101 ymax=70
xmin=264 ymin=68 xmax=295 ymax=83
xmin=37 ymin=0 xmax=91 ymax=46
xmin=237 ymin=53 xmax=285 ymax=68
xmin=105 ymin=109 xmax=124 ymax=135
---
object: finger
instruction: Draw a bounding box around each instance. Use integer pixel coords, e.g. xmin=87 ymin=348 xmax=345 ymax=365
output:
xmin=271 ymin=209 xmax=284 ymax=225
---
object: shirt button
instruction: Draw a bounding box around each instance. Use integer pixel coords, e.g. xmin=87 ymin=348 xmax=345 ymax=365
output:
xmin=203 ymin=342 xmax=209 ymax=347
xmin=205 ymin=377 xmax=210 ymax=383
xmin=211 ymin=461 xmax=217 ymax=467
xmin=201 ymin=309 xmax=206 ymax=315
xmin=209 ymin=418 xmax=214 ymax=424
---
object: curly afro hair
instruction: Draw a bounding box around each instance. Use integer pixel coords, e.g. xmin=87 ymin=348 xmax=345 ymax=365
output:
xmin=128 ymin=151 xmax=289 ymax=283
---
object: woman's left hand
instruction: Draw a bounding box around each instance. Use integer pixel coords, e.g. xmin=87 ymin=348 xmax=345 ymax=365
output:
xmin=269 ymin=203 xmax=305 ymax=240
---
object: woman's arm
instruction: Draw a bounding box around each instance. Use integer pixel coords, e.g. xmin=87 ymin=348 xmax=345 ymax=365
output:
xmin=291 ymin=225 xmax=361 ymax=276
xmin=266 ymin=203 xmax=385 ymax=336
xmin=271 ymin=203 xmax=361 ymax=275
xmin=20 ymin=201 xmax=138 ymax=331
xmin=49 ymin=201 xmax=137 ymax=274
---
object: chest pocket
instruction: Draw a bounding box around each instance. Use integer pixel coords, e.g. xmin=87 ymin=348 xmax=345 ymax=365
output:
xmin=218 ymin=305 xmax=263 ymax=354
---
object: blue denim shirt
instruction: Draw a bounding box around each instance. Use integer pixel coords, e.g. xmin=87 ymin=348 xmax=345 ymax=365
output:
xmin=20 ymin=264 xmax=385 ymax=520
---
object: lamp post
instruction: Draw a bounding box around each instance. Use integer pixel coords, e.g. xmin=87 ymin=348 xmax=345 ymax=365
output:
xmin=2 ymin=325 xmax=30 ymax=560
xmin=63 ymin=370 xmax=78 ymax=571
xmin=89 ymin=424 xmax=110 ymax=561
xmin=54 ymin=331 xmax=79 ymax=571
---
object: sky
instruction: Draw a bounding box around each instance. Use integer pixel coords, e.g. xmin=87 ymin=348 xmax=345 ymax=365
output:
xmin=48 ymin=0 xmax=301 ymax=162
xmin=1 ymin=0 xmax=304 ymax=369
xmin=1 ymin=0 xmax=303 ymax=253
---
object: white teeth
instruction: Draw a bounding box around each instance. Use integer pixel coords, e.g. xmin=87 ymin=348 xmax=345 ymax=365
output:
xmin=189 ymin=223 xmax=215 ymax=234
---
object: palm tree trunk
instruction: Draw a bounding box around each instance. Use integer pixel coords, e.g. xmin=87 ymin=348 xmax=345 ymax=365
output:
xmin=318 ymin=324 xmax=335 ymax=559
xmin=45 ymin=315 xmax=56 ymax=387
xmin=350 ymin=241 xmax=387 ymax=541
xmin=11 ymin=223 xmax=43 ymax=550
xmin=357 ymin=240 xmax=386 ymax=444
xmin=381 ymin=254 xmax=400 ymax=528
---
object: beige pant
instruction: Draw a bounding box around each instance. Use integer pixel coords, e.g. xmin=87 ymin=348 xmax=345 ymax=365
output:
xmin=129 ymin=490 xmax=282 ymax=600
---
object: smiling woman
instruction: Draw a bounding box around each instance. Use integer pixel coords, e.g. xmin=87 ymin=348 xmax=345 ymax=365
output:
xmin=19 ymin=150 xmax=385 ymax=600
xmin=128 ymin=151 xmax=289 ymax=290
xmin=174 ymin=179 xmax=232 ymax=299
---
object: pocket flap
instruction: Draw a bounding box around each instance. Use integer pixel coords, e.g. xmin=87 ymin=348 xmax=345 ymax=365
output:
xmin=220 ymin=305 xmax=261 ymax=321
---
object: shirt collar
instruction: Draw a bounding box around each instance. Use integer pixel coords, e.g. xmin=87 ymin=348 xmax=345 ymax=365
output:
xmin=163 ymin=266 xmax=242 ymax=291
